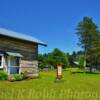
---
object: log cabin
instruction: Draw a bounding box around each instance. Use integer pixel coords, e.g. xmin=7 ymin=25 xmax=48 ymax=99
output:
xmin=0 ymin=28 xmax=46 ymax=77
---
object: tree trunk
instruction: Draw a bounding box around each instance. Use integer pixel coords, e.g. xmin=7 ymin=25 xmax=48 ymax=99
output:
xmin=89 ymin=66 xmax=92 ymax=73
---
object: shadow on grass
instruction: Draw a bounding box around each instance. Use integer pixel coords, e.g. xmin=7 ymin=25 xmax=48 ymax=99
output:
xmin=54 ymin=79 xmax=66 ymax=83
xmin=70 ymin=71 xmax=100 ymax=75
xmin=85 ymin=71 xmax=100 ymax=74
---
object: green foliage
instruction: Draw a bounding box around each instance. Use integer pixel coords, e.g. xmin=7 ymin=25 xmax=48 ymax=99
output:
xmin=48 ymin=48 xmax=69 ymax=68
xmin=38 ymin=48 xmax=69 ymax=69
xmin=79 ymin=56 xmax=85 ymax=68
xmin=76 ymin=16 xmax=100 ymax=72
xmin=14 ymin=74 xmax=23 ymax=81
xmin=66 ymin=68 xmax=79 ymax=72
xmin=8 ymin=74 xmax=23 ymax=82
xmin=76 ymin=17 xmax=99 ymax=50
xmin=87 ymin=33 xmax=100 ymax=67
xmin=77 ymin=55 xmax=86 ymax=69
xmin=0 ymin=70 xmax=8 ymax=80
xmin=68 ymin=51 xmax=85 ymax=68
xmin=38 ymin=54 xmax=48 ymax=69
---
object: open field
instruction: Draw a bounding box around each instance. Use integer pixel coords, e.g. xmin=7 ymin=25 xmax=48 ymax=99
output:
xmin=0 ymin=70 xmax=100 ymax=100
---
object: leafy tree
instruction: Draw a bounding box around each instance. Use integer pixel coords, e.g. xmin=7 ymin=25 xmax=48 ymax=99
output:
xmin=38 ymin=54 xmax=47 ymax=69
xmin=48 ymin=48 xmax=69 ymax=68
xmin=38 ymin=48 xmax=69 ymax=69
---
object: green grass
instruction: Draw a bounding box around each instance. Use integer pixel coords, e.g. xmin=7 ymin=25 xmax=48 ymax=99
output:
xmin=0 ymin=70 xmax=100 ymax=100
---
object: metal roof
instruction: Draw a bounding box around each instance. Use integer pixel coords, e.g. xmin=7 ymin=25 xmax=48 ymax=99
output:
xmin=0 ymin=28 xmax=46 ymax=46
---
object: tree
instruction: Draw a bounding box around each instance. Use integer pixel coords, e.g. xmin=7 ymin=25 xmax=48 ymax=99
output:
xmin=78 ymin=55 xmax=85 ymax=69
xmin=76 ymin=16 xmax=100 ymax=72
xmin=87 ymin=33 xmax=100 ymax=70
xmin=38 ymin=48 xmax=69 ymax=69
xmin=38 ymin=54 xmax=47 ymax=69
xmin=48 ymin=48 xmax=69 ymax=68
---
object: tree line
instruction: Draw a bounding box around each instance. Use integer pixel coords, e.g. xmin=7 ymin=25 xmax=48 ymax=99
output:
xmin=38 ymin=48 xmax=69 ymax=69
xmin=38 ymin=49 xmax=91 ymax=70
xmin=38 ymin=17 xmax=100 ymax=72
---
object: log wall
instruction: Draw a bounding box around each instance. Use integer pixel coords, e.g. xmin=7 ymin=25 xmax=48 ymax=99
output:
xmin=0 ymin=35 xmax=39 ymax=76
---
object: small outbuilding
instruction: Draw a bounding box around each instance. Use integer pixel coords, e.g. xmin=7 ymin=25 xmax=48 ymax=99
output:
xmin=0 ymin=28 xmax=46 ymax=77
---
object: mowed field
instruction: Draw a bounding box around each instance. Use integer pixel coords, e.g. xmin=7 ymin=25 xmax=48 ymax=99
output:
xmin=0 ymin=70 xmax=100 ymax=100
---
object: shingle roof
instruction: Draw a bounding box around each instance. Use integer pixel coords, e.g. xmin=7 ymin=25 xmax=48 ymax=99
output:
xmin=0 ymin=28 xmax=46 ymax=46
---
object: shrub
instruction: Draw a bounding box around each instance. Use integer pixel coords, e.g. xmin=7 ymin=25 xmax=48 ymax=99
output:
xmin=14 ymin=74 xmax=23 ymax=81
xmin=66 ymin=68 xmax=79 ymax=72
xmin=66 ymin=68 xmax=84 ymax=74
xmin=0 ymin=70 xmax=8 ymax=80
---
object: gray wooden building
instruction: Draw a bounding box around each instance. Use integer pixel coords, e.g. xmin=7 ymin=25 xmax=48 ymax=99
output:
xmin=0 ymin=28 xmax=46 ymax=76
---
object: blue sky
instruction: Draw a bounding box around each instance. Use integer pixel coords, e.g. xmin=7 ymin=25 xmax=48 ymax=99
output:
xmin=0 ymin=0 xmax=100 ymax=54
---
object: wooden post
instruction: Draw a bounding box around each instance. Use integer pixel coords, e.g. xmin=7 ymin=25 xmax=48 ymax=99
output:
xmin=56 ymin=64 xmax=62 ymax=79
xmin=8 ymin=56 xmax=11 ymax=75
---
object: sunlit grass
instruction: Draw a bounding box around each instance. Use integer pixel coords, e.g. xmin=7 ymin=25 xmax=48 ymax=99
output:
xmin=0 ymin=70 xmax=100 ymax=100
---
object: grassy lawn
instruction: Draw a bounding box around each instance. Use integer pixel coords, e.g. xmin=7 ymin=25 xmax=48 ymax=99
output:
xmin=0 ymin=70 xmax=100 ymax=100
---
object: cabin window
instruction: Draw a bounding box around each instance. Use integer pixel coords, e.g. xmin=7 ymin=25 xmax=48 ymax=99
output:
xmin=9 ymin=57 xmax=20 ymax=74
xmin=9 ymin=56 xmax=20 ymax=67
xmin=15 ymin=57 xmax=19 ymax=66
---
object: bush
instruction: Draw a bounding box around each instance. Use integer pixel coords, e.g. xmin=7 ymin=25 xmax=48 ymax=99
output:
xmin=14 ymin=74 xmax=23 ymax=81
xmin=66 ymin=68 xmax=78 ymax=72
xmin=66 ymin=68 xmax=84 ymax=73
xmin=0 ymin=70 xmax=8 ymax=80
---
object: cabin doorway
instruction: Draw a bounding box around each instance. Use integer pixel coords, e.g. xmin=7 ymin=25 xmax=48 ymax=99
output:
xmin=8 ymin=56 xmax=20 ymax=74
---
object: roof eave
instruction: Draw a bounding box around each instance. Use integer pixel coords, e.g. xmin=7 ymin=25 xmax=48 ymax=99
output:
xmin=38 ymin=43 xmax=47 ymax=47
xmin=0 ymin=34 xmax=47 ymax=46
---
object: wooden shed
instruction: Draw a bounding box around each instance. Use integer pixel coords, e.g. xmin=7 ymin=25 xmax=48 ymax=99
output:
xmin=0 ymin=28 xmax=46 ymax=76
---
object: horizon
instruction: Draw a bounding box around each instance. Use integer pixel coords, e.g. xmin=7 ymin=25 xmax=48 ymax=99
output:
xmin=0 ymin=0 xmax=100 ymax=53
